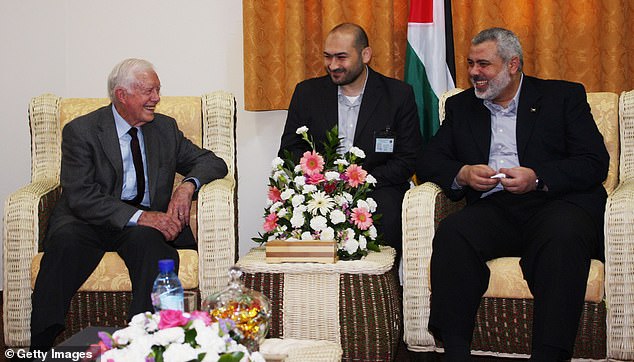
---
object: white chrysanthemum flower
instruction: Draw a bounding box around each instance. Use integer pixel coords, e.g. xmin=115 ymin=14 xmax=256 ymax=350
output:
xmin=296 ymin=126 xmax=309 ymax=134
xmin=200 ymin=350 xmax=221 ymax=362
xmin=321 ymin=227 xmax=335 ymax=240
xmin=334 ymin=195 xmax=348 ymax=207
xmin=356 ymin=199 xmax=369 ymax=210
xmin=280 ymin=188 xmax=295 ymax=200
xmin=344 ymin=237 xmax=360 ymax=254
xmin=195 ymin=325 xmax=225 ymax=352
xmin=365 ymin=197 xmax=377 ymax=213
xmin=272 ymin=170 xmax=286 ymax=182
xmin=325 ymin=171 xmax=340 ymax=181
xmin=294 ymin=175 xmax=306 ymax=186
xmin=329 ymin=209 xmax=346 ymax=224
xmin=112 ymin=325 xmax=147 ymax=345
xmin=302 ymin=184 xmax=317 ymax=194
xmin=306 ymin=191 xmax=334 ymax=215
xmin=163 ymin=342 xmax=199 ymax=362
xmin=290 ymin=212 xmax=305 ymax=228
xmin=359 ymin=235 xmax=367 ymax=250
xmin=350 ymin=146 xmax=366 ymax=158
xmin=310 ymin=215 xmax=328 ymax=231
xmin=291 ymin=194 xmax=305 ymax=208
xmin=269 ymin=201 xmax=283 ymax=212
xmin=294 ymin=164 xmax=303 ymax=173
xmin=295 ymin=204 xmax=308 ymax=213
xmin=366 ymin=174 xmax=377 ymax=185
xmin=334 ymin=159 xmax=349 ymax=166
xmin=301 ymin=231 xmax=313 ymax=240
xmin=101 ymin=346 xmax=148 ymax=362
xmin=368 ymin=225 xmax=378 ymax=239
xmin=342 ymin=192 xmax=353 ymax=203
xmin=153 ymin=327 xmax=185 ymax=346
xmin=271 ymin=157 xmax=284 ymax=169
xmin=277 ymin=208 xmax=288 ymax=218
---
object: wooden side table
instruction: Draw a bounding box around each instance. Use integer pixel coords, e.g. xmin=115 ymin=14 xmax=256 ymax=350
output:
xmin=238 ymin=246 xmax=401 ymax=362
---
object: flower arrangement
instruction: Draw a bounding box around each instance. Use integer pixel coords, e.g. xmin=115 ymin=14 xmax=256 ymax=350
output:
xmin=91 ymin=310 xmax=265 ymax=362
xmin=253 ymin=125 xmax=382 ymax=260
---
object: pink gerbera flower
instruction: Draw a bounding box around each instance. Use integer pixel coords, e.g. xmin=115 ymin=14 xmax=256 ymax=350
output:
xmin=263 ymin=213 xmax=279 ymax=232
xmin=345 ymin=164 xmax=367 ymax=187
xmin=350 ymin=207 xmax=373 ymax=230
xmin=300 ymin=151 xmax=324 ymax=176
xmin=268 ymin=186 xmax=282 ymax=202
xmin=307 ymin=173 xmax=325 ymax=185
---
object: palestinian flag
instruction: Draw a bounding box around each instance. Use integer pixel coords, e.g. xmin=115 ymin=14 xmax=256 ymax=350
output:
xmin=405 ymin=0 xmax=455 ymax=143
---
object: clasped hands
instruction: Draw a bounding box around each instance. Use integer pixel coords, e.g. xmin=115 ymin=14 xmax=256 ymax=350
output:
xmin=136 ymin=182 xmax=196 ymax=241
xmin=456 ymin=164 xmax=538 ymax=194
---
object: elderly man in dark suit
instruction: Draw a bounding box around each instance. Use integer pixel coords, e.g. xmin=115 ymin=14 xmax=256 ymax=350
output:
xmin=417 ymin=28 xmax=609 ymax=361
xmin=29 ymin=58 xmax=228 ymax=352
xmin=279 ymin=23 xmax=422 ymax=254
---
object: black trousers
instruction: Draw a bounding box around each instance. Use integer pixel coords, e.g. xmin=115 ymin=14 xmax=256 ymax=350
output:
xmin=30 ymin=222 xmax=196 ymax=350
xmin=370 ymin=184 xmax=408 ymax=257
xmin=428 ymin=191 xmax=599 ymax=359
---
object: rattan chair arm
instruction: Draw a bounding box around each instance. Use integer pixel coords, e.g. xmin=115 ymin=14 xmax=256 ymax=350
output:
xmin=402 ymin=182 xmax=465 ymax=351
xmin=3 ymin=178 xmax=60 ymax=346
xmin=195 ymin=177 xmax=236 ymax=299
xmin=604 ymin=178 xmax=634 ymax=361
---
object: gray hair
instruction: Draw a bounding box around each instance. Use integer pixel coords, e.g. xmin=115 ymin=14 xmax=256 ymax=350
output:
xmin=107 ymin=58 xmax=155 ymax=102
xmin=472 ymin=28 xmax=523 ymax=71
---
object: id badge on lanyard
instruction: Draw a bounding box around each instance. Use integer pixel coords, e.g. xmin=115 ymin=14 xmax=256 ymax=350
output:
xmin=374 ymin=127 xmax=395 ymax=153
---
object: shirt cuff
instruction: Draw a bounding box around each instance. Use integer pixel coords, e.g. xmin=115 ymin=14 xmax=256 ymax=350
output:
xmin=182 ymin=177 xmax=201 ymax=191
xmin=451 ymin=177 xmax=463 ymax=190
xmin=127 ymin=210 xmax=143 ymax=227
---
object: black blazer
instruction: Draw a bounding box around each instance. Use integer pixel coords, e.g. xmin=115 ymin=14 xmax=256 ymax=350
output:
xmin=48 ymin=105 xmax=228 ymax=235
xmin=279 ymin=67 xmax=422 ymax=190
xmin=418 ymin=76 xmax=609 ymax=226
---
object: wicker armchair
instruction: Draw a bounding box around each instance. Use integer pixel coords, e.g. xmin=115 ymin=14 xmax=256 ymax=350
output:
xmin=3 ymin=92 xmax=238 ymax=347
xmin=403 ymin=89 xmax=633 ymax=360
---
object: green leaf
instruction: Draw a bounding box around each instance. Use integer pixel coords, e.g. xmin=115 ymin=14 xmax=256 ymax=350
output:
xmin=218 ymin=351 xmax=245 ymax=362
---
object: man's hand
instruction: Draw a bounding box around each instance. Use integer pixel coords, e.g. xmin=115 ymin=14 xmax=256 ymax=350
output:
xmin=456 ymin=164 xmax=499 ymax=191
xmin=138 ymin=211 xmax=182 ymax=241
xmin=499 ymin=167 xmax=538 ymax=194
xmin=167 ymin=182 xmax=196 ymax=226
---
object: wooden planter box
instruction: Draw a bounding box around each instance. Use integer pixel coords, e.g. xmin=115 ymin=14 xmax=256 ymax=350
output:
xmin=265 ymin=240 xmax=338 ymax=264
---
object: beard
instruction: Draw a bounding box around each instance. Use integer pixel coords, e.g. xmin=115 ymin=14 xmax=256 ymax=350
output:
xmin=472 ymin=68 xmax=511 ymax=101
xmin=327 ymin=61 xmax=365 ymax=86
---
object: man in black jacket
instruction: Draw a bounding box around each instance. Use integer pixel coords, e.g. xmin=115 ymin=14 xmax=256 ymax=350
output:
xmin=279 ymin=23 xmax=422 ymax=254
xmin=417 ymin=28 xmax=609 ymax=361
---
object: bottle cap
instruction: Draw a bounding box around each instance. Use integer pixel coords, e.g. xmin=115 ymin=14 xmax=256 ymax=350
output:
xmin=158 ymin=259 xmax=175 ymax=273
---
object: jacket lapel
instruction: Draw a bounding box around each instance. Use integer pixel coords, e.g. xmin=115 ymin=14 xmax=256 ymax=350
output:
xmin=142 ymin=122 xmax=160 ymax=205
xmin=466 ymin=93 xmax=493 ymax=162
xmin=516 ymin=77 xmax=542 ymax=159
xmin=97 ymin=107 xmax=124 ymax=197
xmin=355 ymin=67 xmax=380 ymax=141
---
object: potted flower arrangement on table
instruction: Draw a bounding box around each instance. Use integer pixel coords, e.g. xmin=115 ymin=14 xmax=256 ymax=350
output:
xmin=253 ymin=125 xmax=382 ymax=261
xmin=91 ymin=310 xmax=265 ymax=362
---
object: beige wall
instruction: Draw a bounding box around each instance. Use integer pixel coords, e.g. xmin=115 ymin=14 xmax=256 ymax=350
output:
xmin=0 ymin=1 xmax=286 ymax=289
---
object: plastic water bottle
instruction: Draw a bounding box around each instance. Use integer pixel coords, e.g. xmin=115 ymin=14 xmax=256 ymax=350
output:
xmin=151 ymin=259 xmax=184 ymax=312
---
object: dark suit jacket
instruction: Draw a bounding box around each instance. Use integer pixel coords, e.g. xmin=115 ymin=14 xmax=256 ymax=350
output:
xmin=279 ymin=67 xmax=422 ymax=191
xmin=417 ymin=76 xmax=609 ymax=227
xmin=48 ymin=105 xmax=228 ymax=236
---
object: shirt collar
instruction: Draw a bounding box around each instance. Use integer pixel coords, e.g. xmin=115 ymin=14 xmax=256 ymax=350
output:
xmin=112 ymin=104 xmax=136 ymax=138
